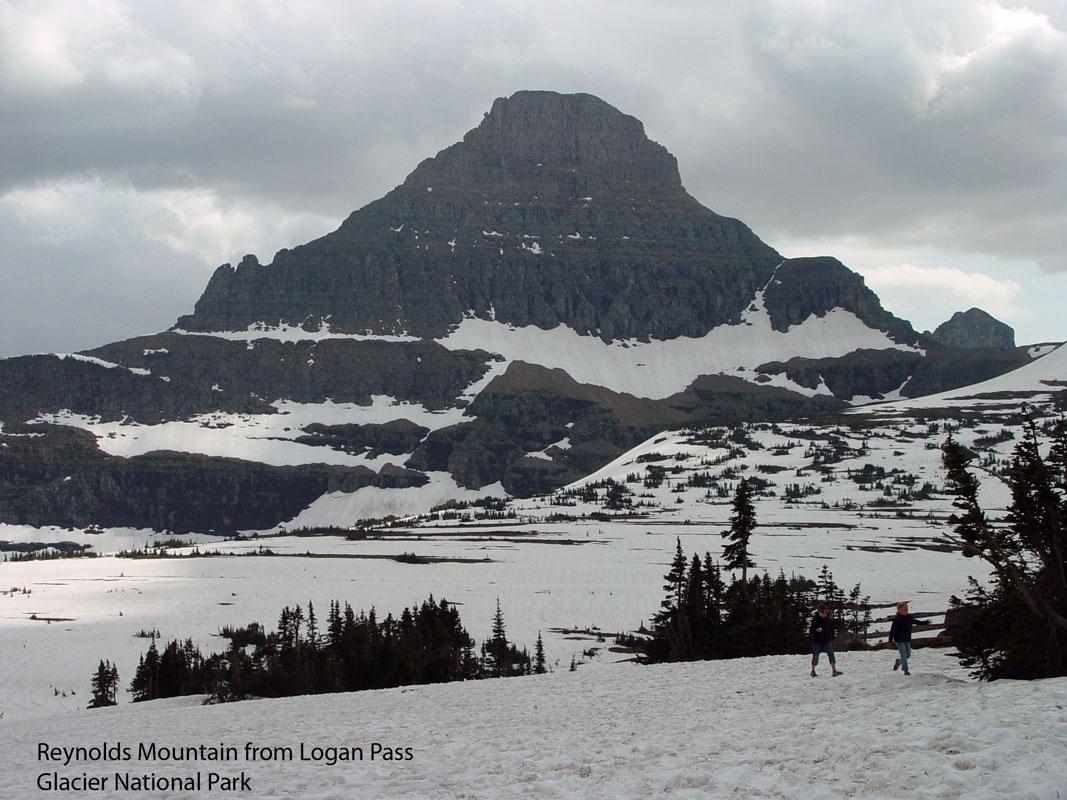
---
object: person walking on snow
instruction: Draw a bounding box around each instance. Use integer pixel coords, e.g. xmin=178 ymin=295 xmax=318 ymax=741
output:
xmin=810 ymin=604 xmax=842 ymax=677
xmin=888 ymin=602 xmax=928 ymax=675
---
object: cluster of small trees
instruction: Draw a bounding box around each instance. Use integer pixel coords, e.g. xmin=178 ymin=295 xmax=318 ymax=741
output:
xmin=92 ymin=596 xmax=544 ymax=707
xmin=643 ymin=538 xmax=870 ymax=663
xmin=943 ymin=418 xmax=1067 ymax=679
xmin=643 ymin=476 xmax=870 ymax=663
xmin=88 ymin=659 xmax=119 ymax=708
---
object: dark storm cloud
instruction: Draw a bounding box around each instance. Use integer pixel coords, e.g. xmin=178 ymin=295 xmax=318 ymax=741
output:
xmin=681 ymin=1 xmax=1067 ymax=264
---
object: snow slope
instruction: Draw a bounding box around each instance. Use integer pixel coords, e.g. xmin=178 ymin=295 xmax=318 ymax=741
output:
xmin=3 ymin=398 xmax=1040 ymax=724
xmin=30 ymin=394 xmax=488 ymax=469
xmin=436 ymin=307 xmax=911 ymax=400
xmin=869 ymin=343 xmax=1067 ymax=413
xmin=172 ymin=322 xmax=420 ymax=344
xmin=27 ymin=360 xmax=511 ymax=469
xmin=1 ymin=652 xmax=1064 ymax=799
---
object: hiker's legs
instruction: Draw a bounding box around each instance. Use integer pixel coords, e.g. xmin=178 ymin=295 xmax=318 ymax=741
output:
xmin=895 ymin=641 xmax=911 ymax=672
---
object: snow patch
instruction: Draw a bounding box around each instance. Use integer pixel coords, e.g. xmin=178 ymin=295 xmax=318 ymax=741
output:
xmin=867 ymin=343 xmax=1067 ymax=413
xmin=30 ymin=392 xmax=479 ymax=468
xmin=282 ymin=473 xmax=508 ymax=528
xmin=436 ymin=308 xmax=913 ymax=400
xmin=172 ymin=322 xmax=419 ymax=344
xmin=56 ymin=353 xmax=150 ymax=376
xmin=1029 ymin=343 xmax=1060 ymax=358
xmin=524 ymin=437 xmax=572 ymax=461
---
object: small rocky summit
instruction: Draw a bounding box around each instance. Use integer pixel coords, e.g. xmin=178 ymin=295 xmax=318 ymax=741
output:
xmin=930 ymin=308 xmax=1015 ymax=349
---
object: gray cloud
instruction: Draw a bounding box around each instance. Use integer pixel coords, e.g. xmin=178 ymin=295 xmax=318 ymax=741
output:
xmin=1 ymin=0 xmax=1065 ymax=357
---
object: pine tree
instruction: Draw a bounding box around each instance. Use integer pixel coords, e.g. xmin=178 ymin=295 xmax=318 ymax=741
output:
xmin=327 ymin=599 xmax=343 ymax=652
xmin=817 ymin=564 xmax=835 ymax=603
xmin=130 ymin=639 xmax=160 ymax=702
xmin=943 ymin=422 xmax=1067 ymax=678
xmin=88 ymin=659 xmax=118 ymax=708
xmin=703 ymin=552 xmax=726 ymax=627
xmin=656 ymin=538 xmax=689 ymax=624
xmin=307 ymin=600 xmax=319 ymax=649
xmin=723 ymin=478 xmax=757 ymax=594
xmin=648 ymin=539 xmax=697 ymax=660
xmin=534 ymin=631 xmax=547 ymax=674
xmin=846 ymin=583 xmax=871 ymax=637
xmin=684 ymin=553 xmax=704 ymax=621
xmin=484 ymin=599 xmax=512 ymax=677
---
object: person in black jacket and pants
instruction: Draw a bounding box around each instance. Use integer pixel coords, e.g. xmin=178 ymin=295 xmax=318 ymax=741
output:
xmin=888 ymin=602 xmax=927 ymax=675
xmin=810 ymin=604 xmax=842 ymax=677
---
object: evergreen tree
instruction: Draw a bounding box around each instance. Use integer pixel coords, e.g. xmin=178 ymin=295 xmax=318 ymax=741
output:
xmin=817 ymin=565 xmax=835 ymax=604
xmin=645 ymin=543 xmax=833 ymax=663
xmin=485 ymin=599 xmax=512 ymax=677
xmin=649 ymin=538 xmax=696 ymax=660
xmin=943 ymin=422 xmax=1067 ymax=678
xmin=107 ymin=593 xmax=537 ymax=704
xmin=88 ymin=659 xmax=118 ymax=708
xmin=217 ymin=640 xmax=252 ymax=702
xmin=703 ymin=552 xmax=726 ymax=627
xmin=723 ymin=479 xmax=757 ymax=593
xmin=307 ymin=600 xmax=319 ymax=649
xmin=534 ymin=631 xmax=547 ymax=674
xmin=656 ymin=538 xmax=688 ymax=624
xmin=846 ymin=583 xmax=872 ymax=638
xmin=130 ymin=639 xmax=160 ymax=702
xmin=684 ymin=553 xmax=704 ymax=620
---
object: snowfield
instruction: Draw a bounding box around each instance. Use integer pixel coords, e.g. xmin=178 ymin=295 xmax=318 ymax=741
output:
xmin=0 ymin=387 xmax=1050 ymax=725
xmin=435 ymin=297 xmax=914 ymax=401
xmin=870 ymin=343 xmax=1067 ymax=413
xmin=1 ymin=342 xmax=1065 ymax=798
xmin=1 ymin=651 xmax=1064 ymax=799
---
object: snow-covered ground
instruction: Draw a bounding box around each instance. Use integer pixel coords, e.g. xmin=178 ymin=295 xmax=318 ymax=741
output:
xmin=30 ymin=394 xmax=485 ymax=469
xmin=0 ymin=409 xmax=1025 ymax=723
xmin=870 ymin=343 xmax=1067 ymax=413
xmin=435 ymin=294 xmax=914 ymax=400
xmin=1 ymin=341 xmax=1064 ymax=797
xmin=1 ymin=651 xmax=1064 ymax=799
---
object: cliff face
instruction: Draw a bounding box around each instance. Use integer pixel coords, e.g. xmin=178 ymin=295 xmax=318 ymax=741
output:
xmin=931 ymin=308 xmax=1016 ymax=349
xmin=177 ymin=91 xmax=912 ymax=344
xmin=1 ymin=91 xmax=1028 ymax=533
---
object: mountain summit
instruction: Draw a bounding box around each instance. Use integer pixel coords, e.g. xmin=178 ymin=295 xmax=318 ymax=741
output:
xmin=0 ymin=91 xmax=1041 ymax=533
xmin=931 ymin=308 xmax=1015 ymax=349
xmin=178 ymin=91 xmax=906 ymax=343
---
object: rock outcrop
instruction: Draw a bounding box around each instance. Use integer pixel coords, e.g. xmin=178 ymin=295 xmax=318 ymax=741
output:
xmin=178 ymin=91 xmax=914 ymax=345
xmin=930 ymin=308 xmax=1015 ymax=350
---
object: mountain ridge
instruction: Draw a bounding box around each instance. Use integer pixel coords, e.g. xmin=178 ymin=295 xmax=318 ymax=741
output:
xmin=176 ymin=91 xmax=914 ymax=346
xmin=0 ymin=90 xmax=1049 ymax=532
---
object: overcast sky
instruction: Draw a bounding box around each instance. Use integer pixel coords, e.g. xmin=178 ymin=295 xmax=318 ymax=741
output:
xmin=2 ymin=0 xmax=1066 ymax=358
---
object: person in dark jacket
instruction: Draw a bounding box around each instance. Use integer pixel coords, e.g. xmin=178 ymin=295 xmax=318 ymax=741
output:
xmin=888 ymin=602 xmax=927 ymax=675
xmin=809 ymin=604 xmax=842 ymax=677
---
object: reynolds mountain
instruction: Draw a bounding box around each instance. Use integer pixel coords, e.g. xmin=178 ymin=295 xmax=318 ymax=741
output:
xmin=0 ymin=91 xmax=1038 ymax=533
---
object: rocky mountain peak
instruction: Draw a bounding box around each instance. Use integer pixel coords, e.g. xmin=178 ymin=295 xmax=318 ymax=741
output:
xmin=378 ymin=90 xmax=686 ymax=212
xmin=178 ymin=91 xmax=784 ymax=339
xmin=466 ymin=91 xmax=680 ymax=187
xmin=930 ymin=308 xmax=1015 ymax=349
xmin=176 ymin=90 xmax=912 ymax=346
